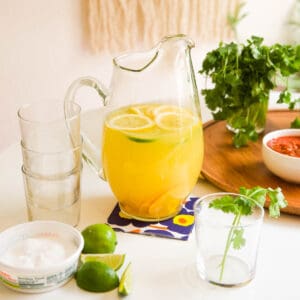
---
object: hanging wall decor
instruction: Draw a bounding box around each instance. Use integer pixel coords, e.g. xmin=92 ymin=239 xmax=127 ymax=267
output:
xmin=84 ymin=0 xmax=241 ymax=53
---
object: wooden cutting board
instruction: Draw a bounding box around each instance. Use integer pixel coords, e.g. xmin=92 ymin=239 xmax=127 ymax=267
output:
xmin=201 ymin=110 xmax=300 ymax=216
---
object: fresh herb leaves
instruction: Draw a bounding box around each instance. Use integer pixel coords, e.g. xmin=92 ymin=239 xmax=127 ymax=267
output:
xmin=232 ymin=228 xmax=245 ymax=250
xmin=200 ymin=36 xmax=300 ymax=147
xmin=209 ymin=186 xmax=288 ymax=281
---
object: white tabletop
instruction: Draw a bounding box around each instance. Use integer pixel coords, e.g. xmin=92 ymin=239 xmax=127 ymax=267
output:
xmin=1 ymin=110 xmax=300 ymax=299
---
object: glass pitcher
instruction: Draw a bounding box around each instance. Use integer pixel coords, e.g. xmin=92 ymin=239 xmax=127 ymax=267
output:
xmin=64 ymin=34 xmax=204 ymax=222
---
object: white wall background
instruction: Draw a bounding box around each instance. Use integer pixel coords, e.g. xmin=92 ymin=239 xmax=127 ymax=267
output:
xmin=0 ymin=0 xmax=297 ymax=152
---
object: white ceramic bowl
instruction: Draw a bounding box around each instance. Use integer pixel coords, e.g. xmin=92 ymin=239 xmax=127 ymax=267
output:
xmin=0 ymin=221 xmax=84 ymax=293
xmin=262 ymin=129 xmax=300 ymax=184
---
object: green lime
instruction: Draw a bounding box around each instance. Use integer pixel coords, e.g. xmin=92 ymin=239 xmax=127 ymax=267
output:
xmin=81 ymin=223 xmax=117 ymax=254
xmin=76 ymin=261 xmax=119 ymax=292
xmin=80 ymin=253 xmax=125 ymax=271
xmin=118 ymin=262 xmax=132 ymax=296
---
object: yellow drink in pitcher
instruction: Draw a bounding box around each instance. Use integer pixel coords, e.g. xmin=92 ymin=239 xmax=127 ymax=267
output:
xmin=102 ymin=104 xmax=204 ymax=221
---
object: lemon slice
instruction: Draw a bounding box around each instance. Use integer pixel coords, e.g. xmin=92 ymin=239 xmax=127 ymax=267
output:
xmin=155 ymin=112 xmax=197 ymax=130
xmin=107 ymin=114 xmax=155 ymax=131
xmin=152 ymin=104 xmax=187 ymax=116
xmin=128 ymin=104 xmax=155 ymax=117
xmin=80 ymin=253 xmax=126 ymax=271
xmin=118 ymin=262 xmax=132 ymax=296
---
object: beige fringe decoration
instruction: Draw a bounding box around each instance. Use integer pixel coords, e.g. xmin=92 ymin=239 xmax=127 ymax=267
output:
xmin=85 ymin=0 xmax=240 ymax=53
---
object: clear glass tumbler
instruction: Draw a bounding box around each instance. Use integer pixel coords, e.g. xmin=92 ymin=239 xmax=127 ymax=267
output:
xmin=22 ymin=164 xmax=81 ymax=227
xmin=194 ymin=193 xmax=264 ymax=287
xmin=18 ymin=100 xmax=82 ymax=226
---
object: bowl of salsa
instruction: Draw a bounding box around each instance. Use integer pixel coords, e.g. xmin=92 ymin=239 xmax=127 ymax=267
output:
xmin=262 ymin=129 xmax=300 ymax=184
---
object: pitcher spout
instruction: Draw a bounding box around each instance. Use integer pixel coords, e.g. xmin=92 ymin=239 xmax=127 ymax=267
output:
xmin=113 ymin=46 xmax=158 ymax=73
xmin=159 ymin=34 xmax=195 ymax=49
xmin=113 ymin=34 xmax=194 ymax=72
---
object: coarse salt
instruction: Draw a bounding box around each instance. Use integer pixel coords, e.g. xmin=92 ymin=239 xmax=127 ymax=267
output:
xmin=0 ymin=236 xmax=77 ymax=269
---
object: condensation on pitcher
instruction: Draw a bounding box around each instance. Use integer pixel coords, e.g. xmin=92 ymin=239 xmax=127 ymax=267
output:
xmin=0 ymin=237 xmax=77 ymax=268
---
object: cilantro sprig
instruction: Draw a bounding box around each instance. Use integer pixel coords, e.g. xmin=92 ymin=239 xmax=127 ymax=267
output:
xmin=200 ymin=36 xmax=300 ymax=147
xmin=209 ymin=186 xmax=287 ymax=282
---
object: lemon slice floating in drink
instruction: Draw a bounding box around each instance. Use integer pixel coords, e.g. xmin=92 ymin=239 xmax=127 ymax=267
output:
xmin=129 ymin=104 xmax=155 ymax=118
xmin=105 ymin=104 xmax=199 ymax=143
xmin=106 ymin=107 xmax=158 ymax=142
xmin=106 ymin=104 xmax=198 ymax=138
xmin=152 ymin=104 xmax=188 ymax=116
xmin=107 ymin=114 xmax=155 ymax=131
xmin=155 ymin=111 xmax=198 ymax=131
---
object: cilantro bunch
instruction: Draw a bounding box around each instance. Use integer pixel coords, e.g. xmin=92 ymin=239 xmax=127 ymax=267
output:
xmin=200 ymin=36 xmax=300 ymax=147
xmin=209 ymin=186 xmax=287 ymax=282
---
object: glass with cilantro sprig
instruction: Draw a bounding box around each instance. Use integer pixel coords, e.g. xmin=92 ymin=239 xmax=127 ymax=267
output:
xmin=194 ymin=193 xmax=264 ymax=287
xmin=194 ymin=187 xmax=287 ymax=287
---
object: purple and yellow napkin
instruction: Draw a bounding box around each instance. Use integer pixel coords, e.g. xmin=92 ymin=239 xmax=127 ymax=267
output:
xmin=107 ymin=196 xmax=199 ymax=241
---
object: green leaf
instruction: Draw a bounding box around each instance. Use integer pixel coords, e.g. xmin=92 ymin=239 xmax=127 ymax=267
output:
xmin=277 ymin=90 xmax=292 ymax=105
xmin=208 ymin=195 xmax=239 ymax=214
xmin=291 ymin=117 xmax=300 ymax=128
xmin=267 ymin=187 xmax=288 ymax=218
xmin=233 ymin=128 xmax=258 ymax=148
xmin=239 ymin=186 xmax=267 ymax=208
xmin=232 ymin=228 xmax=246 ymax=249
xmin=233 ymin=132 xmax=249 ymax=148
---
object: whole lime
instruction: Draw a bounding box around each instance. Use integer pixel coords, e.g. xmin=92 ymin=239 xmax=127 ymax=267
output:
xmin=76 ymin=261 xmax=119 ymax=292
xmin=81 ymin=223 xmax=117 ymax=254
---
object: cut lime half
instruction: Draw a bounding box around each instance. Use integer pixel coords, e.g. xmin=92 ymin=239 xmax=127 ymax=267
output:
xmin=80 ymin=253 xmax=126 ymax=271
xmin=76 ymin=261 xmax=119 ymax=292
xmin=118 ymin=262 xmax=132 ymax=296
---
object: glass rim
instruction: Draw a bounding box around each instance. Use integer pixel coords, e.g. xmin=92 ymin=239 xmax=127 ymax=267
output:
xmin=21 ymin=163 xmax=82 ymax=180
xmin=194 ymin=192 xmax=265 ymax=228
xmin=17 ymin=100 xmax=81 ymax=124
xmin=20 ymin=138 xmax=83 ymax=156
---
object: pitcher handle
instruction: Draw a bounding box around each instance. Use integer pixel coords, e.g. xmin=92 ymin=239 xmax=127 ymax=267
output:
xmin=64 ymin=76 xmax=108 ymax=179
xmin=65 ymin=76 xmax=109 ymax=105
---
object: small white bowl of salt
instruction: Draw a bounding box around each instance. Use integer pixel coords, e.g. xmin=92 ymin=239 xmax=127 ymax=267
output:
xmin=0 ymin=220 xmax=84 ymax=293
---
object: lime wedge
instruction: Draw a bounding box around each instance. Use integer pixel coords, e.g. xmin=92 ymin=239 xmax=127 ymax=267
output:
xmin=80 ymin=253 xmax=126 ymax=271
xmin=118 ymin=262 xmax=132 ymax=296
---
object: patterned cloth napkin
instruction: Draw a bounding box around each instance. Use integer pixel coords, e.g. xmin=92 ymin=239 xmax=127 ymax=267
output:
xmin=107 ymin=196 xmax=199 ymax=241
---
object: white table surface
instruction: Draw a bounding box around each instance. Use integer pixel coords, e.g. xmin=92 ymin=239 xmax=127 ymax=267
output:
xmin=1 ymin=104 xmax=300 ymax=300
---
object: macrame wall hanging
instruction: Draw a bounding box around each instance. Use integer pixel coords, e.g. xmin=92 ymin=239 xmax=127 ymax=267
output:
xmin=84 ymin=0 xmax=241 ymax=53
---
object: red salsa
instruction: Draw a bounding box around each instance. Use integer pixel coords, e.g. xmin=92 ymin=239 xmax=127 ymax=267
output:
xmin=267 ymin=136 xmax=300 ymax=157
